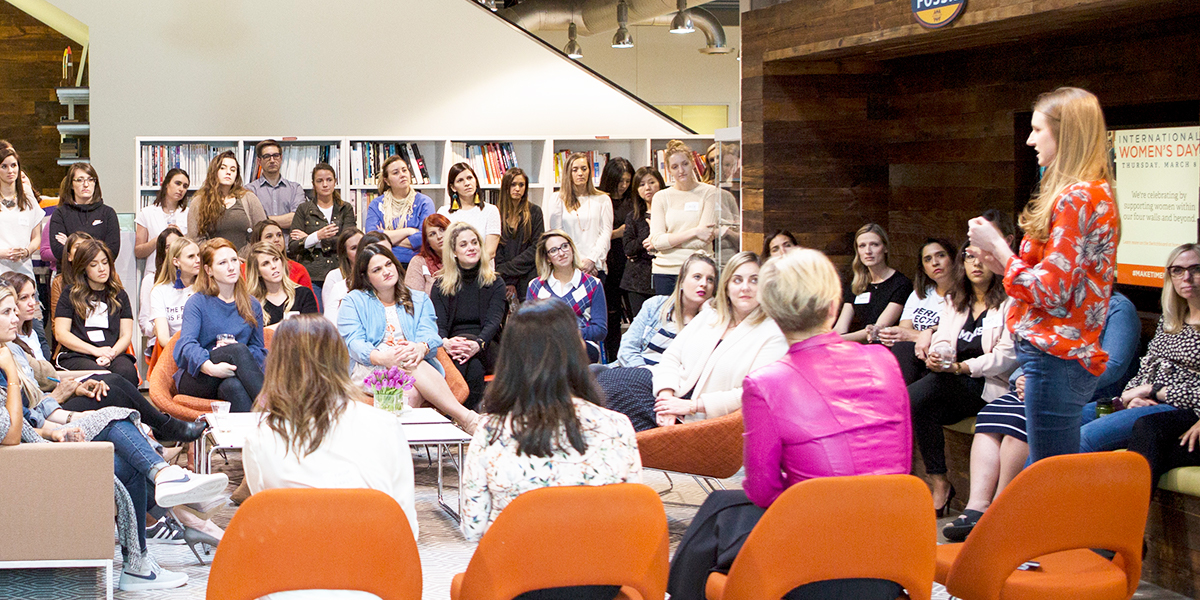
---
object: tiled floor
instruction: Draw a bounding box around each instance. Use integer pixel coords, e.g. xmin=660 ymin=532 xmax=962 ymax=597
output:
xmin=0 ymin=448 xmax=1189 ymax=600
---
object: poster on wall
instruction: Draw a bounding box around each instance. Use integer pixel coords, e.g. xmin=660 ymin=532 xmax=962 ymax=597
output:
xmin=1111 ymin=126 xmax=1200 ymax=287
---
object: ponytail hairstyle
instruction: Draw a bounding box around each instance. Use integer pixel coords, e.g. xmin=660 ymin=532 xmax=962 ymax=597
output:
xmin=446 ymin=162 xmax=484 ymax=211
xmin=311 ymin=162 xmax=344 ymax=206
xmin=193 ymin=150 xmax=249 ymax=239
xmin=849 ymin=223 xmax=890 ymax=296
xmin=245 ymin=242 xmax=298 ymax=325
xmin=1020 ymin=87 xmax=1117 ymax=241
xmin=498 ymin=167 xmax=533 ymax=242
xmin=195 ymin=238 xmax=259 ymax=326
xmin=67 ymin=240 xmax=124 ymax=326
xmin=560 ymin=153 xmax=600 ymax=212
xmin=663 ymin=140 xmax=696 ymax=186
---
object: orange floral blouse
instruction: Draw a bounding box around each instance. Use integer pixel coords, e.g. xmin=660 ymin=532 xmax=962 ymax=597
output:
xmin=1003 ymin=180 xmax=1119 ymax=375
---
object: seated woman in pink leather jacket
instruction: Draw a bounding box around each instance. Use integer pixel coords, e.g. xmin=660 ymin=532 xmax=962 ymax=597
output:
xmin=668 ymin=249 xmax=911 ymax=600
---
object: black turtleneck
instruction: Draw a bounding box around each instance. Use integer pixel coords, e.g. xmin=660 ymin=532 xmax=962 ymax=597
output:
xmin=430 ymin=261 xmax=507 ymax=345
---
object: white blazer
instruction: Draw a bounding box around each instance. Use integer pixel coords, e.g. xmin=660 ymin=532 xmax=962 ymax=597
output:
xmin=652 ymin=305 xmax=789 ymax=421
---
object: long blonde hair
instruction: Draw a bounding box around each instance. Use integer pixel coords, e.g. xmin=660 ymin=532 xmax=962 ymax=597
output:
xmin=714 ymin=251 xmax=766 ymax=328
xmin=664 ymin=252 xmax=717 ymax=330
xmin=1162 ymin=244 xmax=1200 ymax=334
xmin=154 ymin=237 xmax=199 ymax=287
xmin=850 ymin=223 xmax=889 ymax=296
xmin=1020 ymin=87 xmax=1116 ymax=241
xmin=438 ymin=222 xmax=497 ymax=296
xmin=560 ymin=153 xmax=600 ymax=212
xmin=258 ymin=315 xmax=357 ymax=457
xmin=245 ymin=242 xmax=298 ymax=325
xmin=535 ymin=230 xmax=581 ymax=280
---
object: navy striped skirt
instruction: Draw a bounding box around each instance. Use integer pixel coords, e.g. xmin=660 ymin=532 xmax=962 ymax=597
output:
xmin=973 ymin=393 xmax=1028 ymax=443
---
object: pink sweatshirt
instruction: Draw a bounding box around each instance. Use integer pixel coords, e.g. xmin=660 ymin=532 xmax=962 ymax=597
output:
xmin=741 ymin=331 xmax=912 ymax=508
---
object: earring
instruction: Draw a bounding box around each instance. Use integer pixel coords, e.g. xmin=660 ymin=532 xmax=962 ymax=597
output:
xmin=174 ymin=267 xmax=183 ymax=289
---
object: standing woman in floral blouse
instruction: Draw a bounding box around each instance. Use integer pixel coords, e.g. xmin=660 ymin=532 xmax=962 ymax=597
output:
xmin=968 ymin=87 xmax=1119 ymax=462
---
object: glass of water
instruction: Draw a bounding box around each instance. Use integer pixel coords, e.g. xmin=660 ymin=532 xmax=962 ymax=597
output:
xmin=930 ymin=341 xmax=956 ymax=370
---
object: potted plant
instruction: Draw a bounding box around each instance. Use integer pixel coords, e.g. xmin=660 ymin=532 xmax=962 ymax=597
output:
xmin=363 ymin=366 xmax=416 ymax=414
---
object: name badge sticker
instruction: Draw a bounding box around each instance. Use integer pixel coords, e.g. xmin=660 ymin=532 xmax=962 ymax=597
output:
xmin=983 ymin=312 xmax=1002 ymax=330
xmin=86 ymin=329 xmax=106 ymax=343
xmin=854 ymin=292 xmax=871 ymax=304
xmin=684 ymin=202 xmax=700 ymax=212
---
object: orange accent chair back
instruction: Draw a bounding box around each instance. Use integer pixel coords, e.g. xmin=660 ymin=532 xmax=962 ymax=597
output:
xmin=939 ymin=452 xmax=1150 ymax=600
xmin=707 ymin=474 xmax=935 ymax=600
xmin=206 ymin=488 xmax=421 ymax=600
xmin=148 ymin=329 xmax=273 ymax=420
xmin=451 ymin=483 xmax=669 ymax=600
xmin=637 ymin=410 xmax=743 ymax=479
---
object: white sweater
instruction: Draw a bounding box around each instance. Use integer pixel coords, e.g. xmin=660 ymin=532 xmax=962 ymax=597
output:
xmin=544 ymin=192 xmax=614 ymax=272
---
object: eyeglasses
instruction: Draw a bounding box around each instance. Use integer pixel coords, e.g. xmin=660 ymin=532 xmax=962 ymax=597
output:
xmin=260 ymin=153 xmax=282 ymax=161
xmin=1168 ymin=264 xmax=1200 ymax=280
xmin=73 ymin=177 xmax=96 ymax=184
xmin=546 ymin=242 xmax=571 ymax=257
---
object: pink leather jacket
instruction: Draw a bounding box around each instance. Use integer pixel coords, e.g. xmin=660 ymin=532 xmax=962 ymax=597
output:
xmin=742 ymin=331 xmax=912 ymax=507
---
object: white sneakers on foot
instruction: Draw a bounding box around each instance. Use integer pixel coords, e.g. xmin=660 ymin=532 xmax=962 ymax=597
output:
xmin=119 ymin=555 xmax=187 ymax=591
xmin=153 ymin=465 xmax=229 ymax=508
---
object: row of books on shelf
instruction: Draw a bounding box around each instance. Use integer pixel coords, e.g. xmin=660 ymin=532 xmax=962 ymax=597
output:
xmin=552 ymin=150 xmax=609 ymax=187
xmin=242 ymin=144 xmax=340 ymax=187
xmin=350 ymin=142 xmax=432 ymax=188
xmin=449 ymin=142 xmax=520 ymax=186
xmin=140 ymin=143 xmax=233 ymax=187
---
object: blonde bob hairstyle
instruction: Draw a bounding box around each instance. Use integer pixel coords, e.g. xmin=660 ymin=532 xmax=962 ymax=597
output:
xmin=1020 ymin=87 xmax=1117 ymax=241
xmin=245 ymin=241 xmax=299 ymax=325
xmin=850 ymin=223 xmax=890 ymax=296
xmin=760 ymin=248 xmax=843 ymax=335
xmin=1162 ymin=243 xmax=1200 ymax=334
xmin=713 ymin=250 xmax=766 ymax=328
xmin=534 ymin=229 xmax=581 ymax=280
xmin=258 ymin=314 xmax=357 ymax=457
xmin=438 ymin=221 xmax=498 ymax=296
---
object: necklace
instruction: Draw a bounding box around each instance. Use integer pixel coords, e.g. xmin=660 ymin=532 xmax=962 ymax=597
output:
xmin=0 ymin=189 xmax=16 ymax=209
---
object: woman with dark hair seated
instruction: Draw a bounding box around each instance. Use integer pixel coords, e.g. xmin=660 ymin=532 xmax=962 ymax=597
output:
xmin=877 ymin=238 xmax=957 ymax=384
xmin=461 ymin=299 xmax=640 ymax=599
xmin=760 ymin=229 xmax=798 ymax=260
xmin=668 ymin=249 xmax=910 ymax=600
xmin=53 ymin=239 xmax=139 ymax=385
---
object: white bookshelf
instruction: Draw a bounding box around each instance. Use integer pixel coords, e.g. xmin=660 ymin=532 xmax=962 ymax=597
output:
xmin=135 ymin=135 xmax=715 ymax=225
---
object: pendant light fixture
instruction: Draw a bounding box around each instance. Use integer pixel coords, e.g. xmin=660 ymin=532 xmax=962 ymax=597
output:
xmin=670 ymin=0 xmax=694 ymax=34
xmin=612 ymin=0 xmax=634 ymax=48
xmin=564 ymin=22 xmax=584 ymax=59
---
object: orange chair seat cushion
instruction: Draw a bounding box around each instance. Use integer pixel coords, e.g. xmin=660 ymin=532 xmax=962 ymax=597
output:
xmin=636 ymin=411 xmax=743 ymax=479
xmin=705 ymin=572 xmax=728 ymax=600
xmin=936 ymin=545 xmax=1128 ymax=600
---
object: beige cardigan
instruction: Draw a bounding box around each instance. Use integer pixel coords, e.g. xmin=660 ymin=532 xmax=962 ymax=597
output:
xmin=928 ymin=297 xmax=1018 ymax=402
xmin=652 ymin=305 xmax=789 ymax=421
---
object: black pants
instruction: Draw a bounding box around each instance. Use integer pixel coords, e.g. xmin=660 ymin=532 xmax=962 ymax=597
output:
xmin=1128 ymin=408 xmax=1200 ymax=487
xmin=909 ymin=371 xmax=987 ymax=475
xmin=604 ymin=266 xmax=627 ymax=362
xmin=60 ymin=372 xmax=171 ymax=430
xmin=625 ymin=292 xmax=653 ymax=319
xmin=455 ymin=354 xmax=486 ymax=412
xmin=889 ymin=341 xmax=928 ymax=386
xmin=652 ymin=274 xmax=677 ymax=296
xmin=669 ymin=490 xmax=905 ymax=600
xmin=59 ymin=351 xmax=139 ymax=386
xmin=176 ymin=344 xmax=264 ymax=412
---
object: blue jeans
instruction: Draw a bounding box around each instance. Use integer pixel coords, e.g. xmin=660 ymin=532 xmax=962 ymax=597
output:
xmin=311 ymin=282 xmax=323 ymax=312
xmin=1016 ymin=339 xmax=1099 ymax=463
xmin=93 ymin=420 xmax=165 ymax=552
xmin=1079 ymin=402 xmax=1176 ymax=452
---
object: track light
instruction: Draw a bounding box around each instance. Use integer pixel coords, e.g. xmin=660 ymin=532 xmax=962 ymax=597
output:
xmin=670 ymin=0 xmax=694 ymax=34
xmin=564 ymin=22 xmax=583 ymax=59
xmin=612 ymin=0 xmax=633 ymax=48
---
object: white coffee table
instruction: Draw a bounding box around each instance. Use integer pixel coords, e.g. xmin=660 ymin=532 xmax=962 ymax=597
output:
xmin=193 ymin=407 xmax=473 ymax=521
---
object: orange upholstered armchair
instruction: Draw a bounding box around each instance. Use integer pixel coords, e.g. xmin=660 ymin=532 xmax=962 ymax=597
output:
xmin=636 ymin=410 xmax=744 ymax=494
xmin=148 ymin=330 xmax=274 ymax=421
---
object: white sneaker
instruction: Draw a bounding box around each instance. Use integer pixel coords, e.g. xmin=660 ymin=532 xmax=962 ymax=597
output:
xmin=119 ymin=556 xmax=188 ymax=591
xmin=154 ymin=465 xmax=229 ymax=508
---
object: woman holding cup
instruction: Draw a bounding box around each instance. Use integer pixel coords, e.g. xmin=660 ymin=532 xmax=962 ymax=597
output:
xmin=174 ymin=238 xmax=267 ymax=412
xmin=907 ymin=242 xmax=1017 ymax=516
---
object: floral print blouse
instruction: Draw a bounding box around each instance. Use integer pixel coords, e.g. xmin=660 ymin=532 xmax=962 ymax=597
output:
xmin=1004 ymin=180 xmax=1118 ymax=375
xmin=1124 ymin=318 xmax=1200 ymax=415
xmin=460 ymin=398 xmax=642 ymax=541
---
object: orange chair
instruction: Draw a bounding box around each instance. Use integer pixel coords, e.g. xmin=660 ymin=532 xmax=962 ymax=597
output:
xmin=148 ymin=330 xmax=273 ymax=420
xmin=936 ymin=452 xmax=1151 ymax=600
xmin=636 ymin=410 xmax=744 ymax=494
xmin=206 ymin=488 xmax=421 ymax=600
xmin=706 ymin=474 xmax=935 ymax=600
xmin=436 ymin=346 xmax=470 ymax=405
xmin=450 ymin=484 xmax=669 ymax=600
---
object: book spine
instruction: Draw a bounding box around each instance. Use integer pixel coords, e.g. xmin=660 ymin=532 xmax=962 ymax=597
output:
xmin=411 ymin=144 xmax=431 ymax=184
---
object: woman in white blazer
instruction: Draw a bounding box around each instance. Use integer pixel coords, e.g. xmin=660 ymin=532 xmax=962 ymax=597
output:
xmin=909 ymin=243 xmax=1018 ymax=516
xmin=607 ymin=251 xmax=788 ymax=430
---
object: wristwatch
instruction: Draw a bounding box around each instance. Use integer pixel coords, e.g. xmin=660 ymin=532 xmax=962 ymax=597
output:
xmin=1152 ymin=382 xmax=1166 ymax=400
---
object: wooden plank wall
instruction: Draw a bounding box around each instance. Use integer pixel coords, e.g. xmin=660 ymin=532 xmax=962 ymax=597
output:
xmin=742 ymin=0 xmax=1200 ymax=279
xmin=0 ymin=3 xmax=82 ymax=196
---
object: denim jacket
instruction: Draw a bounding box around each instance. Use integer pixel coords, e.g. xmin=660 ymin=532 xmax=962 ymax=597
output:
xmin=617 ymin=295 xmax=672 ymax=367
xmin=337 ymin=288 xmax=443 ymax=375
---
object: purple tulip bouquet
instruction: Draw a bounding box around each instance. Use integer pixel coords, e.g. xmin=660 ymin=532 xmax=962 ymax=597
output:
xmin=364 ymin=366 xmax=416 ymax=414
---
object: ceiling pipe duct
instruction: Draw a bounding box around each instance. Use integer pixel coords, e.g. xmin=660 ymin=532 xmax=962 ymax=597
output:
xmin=498 ymin=0 xmax=732 ymax=54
